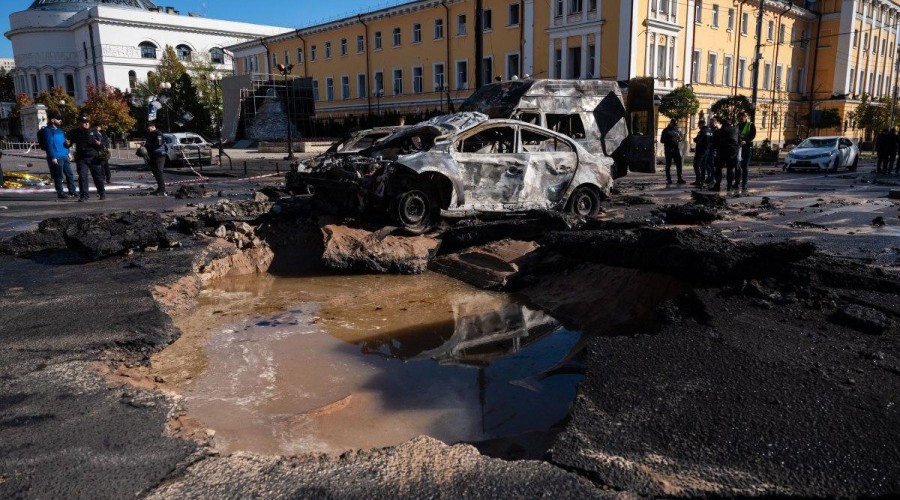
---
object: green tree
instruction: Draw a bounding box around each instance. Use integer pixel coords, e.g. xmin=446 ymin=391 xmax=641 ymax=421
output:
xmin=79 ymin=84 xmax=136 ymax=139
xmin=710 ymin=94 xmax=753 ymax=123
xmin=34 ymin=87 xmax=78 ymax=126
xmin=187 ymin=59 xmax=228 ymax=139
xmin=658 ymin=86 xmax=700 ymax=123
xmin=804 ymin=108 xmax=842 ymax=132
xmin=853 ymin=93 xmax=892 ymax=137
xmin=0 ymin=68 xmax=16 ymax=102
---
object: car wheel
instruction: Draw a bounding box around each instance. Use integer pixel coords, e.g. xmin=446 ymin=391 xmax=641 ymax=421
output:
xmin=567 ymin=185 xmax=601 ymax=217
xmin=394 ymin=187 xmax=438 ymax=235
xmin=850 ymin=156 xmax=859 ymax=171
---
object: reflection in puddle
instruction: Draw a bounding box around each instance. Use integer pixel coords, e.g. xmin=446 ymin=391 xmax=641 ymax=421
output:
xmin=167 ymin=273 xmax=582 ymax=457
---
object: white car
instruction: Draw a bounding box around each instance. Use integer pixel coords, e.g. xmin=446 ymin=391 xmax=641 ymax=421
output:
xmin=783 ymin=136 xmax=859 ymax=172
xmin=162 ymin=132 xmax=213 ymax=167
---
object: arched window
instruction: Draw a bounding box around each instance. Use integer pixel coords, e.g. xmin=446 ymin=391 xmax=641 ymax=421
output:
xmin=139 ymin=41 xmax=157 ymax=59
xmin=176 ymin=44 xmax=192 ymax=62
xmin=210 ymin=47 xmax=224 ymax=64
xmin=128 ymin=70 xmax=137 ymax=89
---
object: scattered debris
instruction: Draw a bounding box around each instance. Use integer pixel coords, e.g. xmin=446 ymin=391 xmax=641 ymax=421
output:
xmin=320 ymin=224 xmax=441 ymax=274
xmin=429 ymin=239 xmax=542 ymax=290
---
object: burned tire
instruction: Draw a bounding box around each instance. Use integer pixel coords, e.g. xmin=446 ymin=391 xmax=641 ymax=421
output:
xmin=567 ymin=185 xmax=601 ymax=217
xmin=394 ymin=187 xmax=438 ymax=235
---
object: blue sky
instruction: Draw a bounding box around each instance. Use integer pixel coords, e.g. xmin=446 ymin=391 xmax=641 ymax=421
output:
xmin=1 ymin=0 xmax=408 ymax=58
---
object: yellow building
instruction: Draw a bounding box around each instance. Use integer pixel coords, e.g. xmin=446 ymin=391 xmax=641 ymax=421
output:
xmin=227 ymin=0 xmax=900 ymax=145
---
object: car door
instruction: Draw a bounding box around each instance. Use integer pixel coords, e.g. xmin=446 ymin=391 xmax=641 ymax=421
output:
xmin=839 ymin=138 xmax=854 ymax=166
xmin=450 ymin=124 xmax=526 ymax=210
xmin=517 ymin=125 xmax=578 ymax=209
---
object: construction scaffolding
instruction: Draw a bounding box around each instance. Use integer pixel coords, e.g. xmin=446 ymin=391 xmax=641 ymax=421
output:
xmin=221 ymin=73 xmax=315 ymax=143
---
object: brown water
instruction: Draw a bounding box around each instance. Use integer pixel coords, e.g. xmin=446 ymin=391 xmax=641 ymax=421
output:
xmin=159 ymin=272 xmax=583 ymax=456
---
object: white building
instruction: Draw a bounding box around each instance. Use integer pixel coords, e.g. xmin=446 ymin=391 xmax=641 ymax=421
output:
xmin=5 ymin=0 xmax=290 ymax=103
xmin=0 ymin=58 xmax=15 ymax=72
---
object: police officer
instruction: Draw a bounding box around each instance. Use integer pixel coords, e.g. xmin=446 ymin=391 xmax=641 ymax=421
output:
xmin=143 ymin=121 xmax=167 ymax=196
xmin=66 ymin=116 xmax=105 ymax=201
xmin=693 ymin=118 xmax=713 ymax=186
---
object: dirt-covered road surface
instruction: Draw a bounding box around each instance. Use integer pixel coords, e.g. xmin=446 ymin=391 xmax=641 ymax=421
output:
xmin=1 ymin=158 xmax=899 ymax=498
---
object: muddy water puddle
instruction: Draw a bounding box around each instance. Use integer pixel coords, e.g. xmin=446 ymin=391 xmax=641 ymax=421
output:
xmin=159 ymin=272 xmax=583 ymax=457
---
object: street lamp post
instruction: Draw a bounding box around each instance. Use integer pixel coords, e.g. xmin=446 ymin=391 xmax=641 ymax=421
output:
xmin=276 ymin=63 xmax=295 ymax=161
xmin=375 ymin=88 xmax=384 ymax=121
xmin=158 ymin=81 xmax=172 ymax=131
xmin=207 ymin=73 xmax=226 ymax=164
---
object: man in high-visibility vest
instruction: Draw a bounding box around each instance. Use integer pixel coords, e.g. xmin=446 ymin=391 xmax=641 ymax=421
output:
xmin=736 ymin=112 xmax=756 ymax=192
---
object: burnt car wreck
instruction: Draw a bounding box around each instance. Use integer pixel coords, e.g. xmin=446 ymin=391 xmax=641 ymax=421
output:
xmin=287 ymin=79 xmax=656 ymax=233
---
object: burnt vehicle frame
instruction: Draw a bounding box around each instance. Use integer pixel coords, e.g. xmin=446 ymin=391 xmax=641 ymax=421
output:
xmin=288 ymin=112 xmax=614 ymax=233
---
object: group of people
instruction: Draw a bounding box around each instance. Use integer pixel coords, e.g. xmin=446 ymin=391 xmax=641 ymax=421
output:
xmin=42 ymin=113 xmax=111 ymax=201
xmin=661 ymin=111 xmax=757 ymax=192
xmin=874 ymin=128 xmax=900 ymax=175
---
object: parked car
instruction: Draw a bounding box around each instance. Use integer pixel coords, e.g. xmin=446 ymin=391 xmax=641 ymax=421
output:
xmin=783 ymin=136 xmax=859 ymax=172
xmin=163 ymin=132 xmax=212 ymax=166
xmin=287 ymin=112 xmax=614 ymax=233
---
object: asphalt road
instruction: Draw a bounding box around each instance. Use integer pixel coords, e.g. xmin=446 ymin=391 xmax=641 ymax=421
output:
xmin=1 ymin=151 xmax=899 ymax=498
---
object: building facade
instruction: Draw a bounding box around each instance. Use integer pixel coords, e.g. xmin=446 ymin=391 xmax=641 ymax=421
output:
xmin=5 ymin=0 xmax=289 ymax=103
xmin=137 ymin=0 xmax=900 ymax=146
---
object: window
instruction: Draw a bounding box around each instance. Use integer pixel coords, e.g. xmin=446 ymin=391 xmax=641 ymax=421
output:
xmin=46 ymin=74 xmax=54 ymax=90
xmin=311 ymin=45 xmax=317 ymax=61
xmin=864 ymin=33 xmax=869 ymax=51
xmin=284 ymin=50 xmax=290 ymax=66
xmin=139 ymin=42 xmax=157 ymax=59
xmin=555 ymin=0 xmax=563 ymax=17
xmin=312 ymin=79 xmax=319 ymax=101
xmin=272 ymin=52 xmax=277 ymax=68
xmin=546 ymin=114 xmax=586 ymax=138
xmin=326 ymin=77 xmax=334 ymax=101
xmin=297 ymin=48 xmax=304 ymax=63
xmin=483 ymin=9 xmax=493 ymax=31
xmin=742 ymin=12 xmax=749 ymax=35
xmin=375 ymin=32 xmax=382 ymax=50
xmin=853 ymin=29 xmax=858 ymax=48
xmin=341 ymin=75 xmax=350 ymax=99
xmin=357 ymin=74 xmax=367 ymax=98
xmin=881 ymin=38 xmax=886 ymax=55
xmin=723 ymin=55 xmax=733 ymax=86
xmin=413 ymin=23 xmax=422 ymax=43
xmin=767 ymin=20 xmax=774 ymax=41
xmin=176 ymin=44 xmax=192 ymax=62
xmin=521 ymin=127 xmax=574 ymax=153
xmin=325 ymin=42 xmax=332 ymax=59
xmin=787 ymin=66 xmax=793 ymax=92
xmin=711 ymin=5 xmax=719 ymax=28
xmin=413 ymin=66 xmax=423 ymax=93
xmin=374 ymin=71 xmax=384 ymax=93
xmin=707 ymin=53 xmax=717 ymax=84
xmin=393 ymin=27 xmax=401 ymax=47
xmin=790 ymin=26 xmax=796 ymax=46
xmin=569 ymin=0 xmax=582 ymax=15
xmin=456 ymin=60 xmax=468 ymax=89
xmin=589 ymin=0 xmax=597 ymax=11
xmin=66 ymin=74 xmax=76 ymax=96
xmin=873 ymin=36 xmax=878 ymax=54
xmin=779 ymin=24 xmax=786 ymax=44
xmin=691 ymin=49 xmax=701 ymax=83
xmin=434 ymin=63 xmax=445 ymax=90
xmin=459 ymin=126 xmax=517 ymax=154
xmin=457 ymin=14 xmax=467 ymax=35
xmin=738 ymin=57 xmax=747 ymax=87
xmin=340 ymin=38 xmax=347 ymax=56
xmin=727 ymin=8 xmax=734 ymax=30
xmin=393 ymin=68 xmax=403 ymax=95
xmin=796 ymin=67 xmax=805 ymax=93
xmin=434 ymin=19 xmax=444 ymax=39
xmin=506 ymin=53 xmax=520 ymax=80
xmin=30 ymin=75 xmax=37 ymax=98
xmin=554 ymin=48 xmax=562 ymax=78
xmin=210 ymin=47 xmax=224 ymax=64
xmin=761 ymin=111 xmax=767 ymax=128
xmin=587 ymin=45 xmax=595 ymax=77
xmin=482 ymin=56 xmax=494 ymax=85
xmin=775 ymin=64 xmax=783 ymax=90
xmin=508 ymin=4 xmax=520 ymax=26
xmin=763 ymin=62 xmax=771 ymax=90
xmin=357 ymin=35 xmax=365 ymax=53
xmin=695 ymin=0 xmax=702 ymax=23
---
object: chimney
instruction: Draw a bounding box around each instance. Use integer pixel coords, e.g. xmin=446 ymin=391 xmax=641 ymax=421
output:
xmin=165 ymin=6 xmax=178 ymax=14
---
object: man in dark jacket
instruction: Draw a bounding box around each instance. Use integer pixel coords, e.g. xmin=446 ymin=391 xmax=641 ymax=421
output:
xmin=42 ymin=112 xmax=77 ymax=199
xmin=704 ymin=118 xmax=720 ymax=185
xmin=711 ymin=118 xmax=741 ymax=192
xmin=143 ymin=122 xmax=167 ymax=196
xmin=66 ymin=115 xmax=105 ymax=201
xmin=876 ymin=129 xmax=892 ymax=174
xmin=693 ymin=118 xmax=712 ymax=186
xmin=660 ymin=119 xmax=686 ymax=184
xmin=736 ymin=111 xmax=756 ymax=190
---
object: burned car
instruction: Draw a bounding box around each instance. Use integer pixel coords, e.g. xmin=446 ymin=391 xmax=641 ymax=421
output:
xmin=288 ymin=112 xmax=613 ymax=234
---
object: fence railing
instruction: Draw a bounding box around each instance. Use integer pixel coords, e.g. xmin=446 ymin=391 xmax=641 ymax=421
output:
xmin=1 ymin=143 xmax=135 ymax=161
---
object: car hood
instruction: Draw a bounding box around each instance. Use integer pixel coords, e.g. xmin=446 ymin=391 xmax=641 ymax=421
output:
xmin=790 ymin=147 xmax=834 ymax=157
xmin=381 ymin=112 xmax=489 ymax=144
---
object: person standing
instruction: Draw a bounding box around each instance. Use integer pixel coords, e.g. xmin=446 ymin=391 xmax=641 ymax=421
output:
xmin=736 ymin=112 xmax=756 ymax=191
xmin=92 ymin=124 xmax=112 ymax=184
xmin=705 ymin=118 xmax=720 ymax=185
xmin=875 ymin=129 xmax=892 ymax=174
xmin=692 ymin=118 xmax=713 ymax=186
xmin=66 ymin=116 xmax=105 ymax=201
xmin=143 ymin=121 xmax=167 ymax=196
xmin=711 ymin=118 xmax=741 ymax=192
xmin=42 ymin=113 xmax=77 ymax=199
xmin=660 ymin=119 xmax=686 ymax=184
